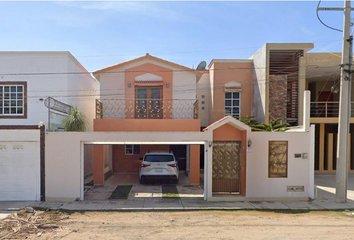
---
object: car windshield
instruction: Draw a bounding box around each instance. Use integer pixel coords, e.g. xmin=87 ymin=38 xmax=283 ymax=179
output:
xmin=144 ymin=155 xmax=174 ymax=162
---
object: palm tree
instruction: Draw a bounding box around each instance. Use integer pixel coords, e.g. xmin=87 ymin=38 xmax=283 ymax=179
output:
xmin=251 ymin=118 xmax=290 ymax=132
xmin=234 ymin=116 xmax=290 ymax=132
xmin=234 ymin=115 xmax=259 ymax=126
xmin=62 ymin=106 xmax=87 ymax=132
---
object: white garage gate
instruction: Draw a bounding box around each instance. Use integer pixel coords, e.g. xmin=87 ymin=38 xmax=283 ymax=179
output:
xmin=0 ymin=127 xmax=43 ymax=201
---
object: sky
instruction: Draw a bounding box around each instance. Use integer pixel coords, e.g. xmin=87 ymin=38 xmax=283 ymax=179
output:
xmin=0 ymin=1 xmax=347 ymax=71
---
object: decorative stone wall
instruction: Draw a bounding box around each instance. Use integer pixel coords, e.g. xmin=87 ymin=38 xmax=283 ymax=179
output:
xmin=269 ymin=75 xmax=287 ymax=122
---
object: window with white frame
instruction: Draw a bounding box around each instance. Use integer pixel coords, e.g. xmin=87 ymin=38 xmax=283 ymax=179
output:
xmin=125 ymin=145 xmax=141 ymax=155
xmin=0 ymin=83 xmax=25 ymax=117
xmin=225 ymin=91 xmax=241 ymax=117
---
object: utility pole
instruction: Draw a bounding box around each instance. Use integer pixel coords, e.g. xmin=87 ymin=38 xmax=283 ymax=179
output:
xmin=336 ymin=0 xmax=352 ymax=203
xmin=317 ymin=0 xmax=353 ymax=202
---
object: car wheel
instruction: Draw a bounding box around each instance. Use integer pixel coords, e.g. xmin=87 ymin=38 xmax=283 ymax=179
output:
xmin=139 ymin=179 xmax=144 ymax=184
xmin=174 ymin=179 xmax=179 ymax=184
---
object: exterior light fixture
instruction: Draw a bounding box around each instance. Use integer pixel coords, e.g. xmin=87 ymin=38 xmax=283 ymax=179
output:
xmin=128 ymin=82 xmax=132 ymax=88
xmin=166 ymin=82 xmax=170 ymax=88
xmin=247 ymin=139 xmax=252 ymax=147
xmin=208 ymin=141 xmax=213 ymax=147
xmin=331 ymin=85 xmax=339 ymax=94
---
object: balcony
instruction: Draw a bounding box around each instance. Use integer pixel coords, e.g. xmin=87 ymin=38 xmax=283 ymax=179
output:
xmin=310 ymin=101 xmax=354 ymax=118
xmin=96 ymin=99 xmax=199 ymax=120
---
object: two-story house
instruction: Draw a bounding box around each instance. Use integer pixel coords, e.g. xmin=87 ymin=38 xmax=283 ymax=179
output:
xmin=0 ymin=51 xmax=99 ymax=201
xmin=305 ymin=52 xmax=354 ymax=174
xmin=91 ymin=54 xmax=202 ymax=186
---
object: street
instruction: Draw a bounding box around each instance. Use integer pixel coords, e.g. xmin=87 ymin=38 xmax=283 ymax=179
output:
xmin=32 ymin=210 xmax=354 ymax=240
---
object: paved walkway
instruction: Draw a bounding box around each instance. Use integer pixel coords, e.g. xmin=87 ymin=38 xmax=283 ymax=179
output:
xmin=0 ymin=197 xmax=354 ymax=212
xmin=1 ymin=174 xmax=354 ymax=212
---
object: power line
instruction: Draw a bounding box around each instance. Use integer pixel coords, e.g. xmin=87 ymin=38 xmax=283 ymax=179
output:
xmin=316 ymin=0 xmax=343 ymax=32
xmin=0 ymin=64 xmax=341 ymax=76
xmin=22 ymin=71 xmax=342 ymax=101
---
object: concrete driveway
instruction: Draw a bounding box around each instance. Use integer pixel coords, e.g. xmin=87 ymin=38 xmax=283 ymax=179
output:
xmin=315 ymin=174 xmax=354 ymax=201
xmin=84 ymin=172 xmax=204 ymax=201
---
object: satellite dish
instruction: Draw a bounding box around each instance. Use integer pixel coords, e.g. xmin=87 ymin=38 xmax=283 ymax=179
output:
xmin=196 ymin=61 xmax=207 ymax=70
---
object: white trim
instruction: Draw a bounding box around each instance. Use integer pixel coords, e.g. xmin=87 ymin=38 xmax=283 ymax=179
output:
xmin=87 ymin=141 xmax=207 ymax=145
xmin=80 ymin=142 xmax=84 ymax=201
xmin=204 ymin=116 xmax=251 ymax=133
xmin=224 ymin=91 xmax=241 ymax=117
xmin=135 ymin=73 xmax=163 ymax=82
xmin=125 ymin=144 xmax=141 ymax=155
xmin=309 ymin=125 xmax=315 ymax=199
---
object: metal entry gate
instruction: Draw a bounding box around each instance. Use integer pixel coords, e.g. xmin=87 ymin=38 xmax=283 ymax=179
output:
xmin=212 ymin=141 xmax=241 ymax=193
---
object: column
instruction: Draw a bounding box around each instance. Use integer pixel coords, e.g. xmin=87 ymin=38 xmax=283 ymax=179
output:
xmin=93 ymin=145 xmax=104 ymax=185
xmin=189 ymin=145 xmax=200 ymax=185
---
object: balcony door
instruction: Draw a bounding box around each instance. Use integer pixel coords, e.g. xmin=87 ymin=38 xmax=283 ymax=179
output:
xmin=135 ymin=86 xmax=163 ymax=119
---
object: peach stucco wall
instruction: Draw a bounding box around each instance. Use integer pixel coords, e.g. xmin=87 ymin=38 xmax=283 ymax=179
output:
xmin=212 ymin=123 xmax=247 ymax=196
xmin=125 ymin=63 xmax=173 ymax=119
xmin=94 ymin=119 xmax=201 ymax=132
xmin=93 ymin=145 xmax=104 ymax=185
xmin=190 ymin=145 xmax=200 ymax=185
xmin=213 ymin=123 xmax=243 ymax=141
xmin=211 ymin=62 xmax=253 ymax=123
xmin=112 ymin=145 xmax=169 ymax=173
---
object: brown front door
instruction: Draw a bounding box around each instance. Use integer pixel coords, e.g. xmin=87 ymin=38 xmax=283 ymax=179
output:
xmin=135 ymin=86 xmax=163 ymax=119
xmin=212 ymin=142 xmax=241 ymax=193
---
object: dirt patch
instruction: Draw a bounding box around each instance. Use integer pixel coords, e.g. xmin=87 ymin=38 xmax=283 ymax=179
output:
xmin=0 ymin=208 xmax=68 ymax=239
xmin=31 ymin=210 xmax=354 ymax=240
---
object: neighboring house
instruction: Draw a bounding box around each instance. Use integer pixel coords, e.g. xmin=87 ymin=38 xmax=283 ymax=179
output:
xmin=305 ymin=52 xmax=354 ymax=174
xmin=250 ymin=43 xmax=314 ymax=126
xmin=0 ymin=51 xmax=99 ymax=131
xmin=197 ymin=59 xmax=254 ymax=128
xmin=0 ymin=52 xmax=98 ymax=201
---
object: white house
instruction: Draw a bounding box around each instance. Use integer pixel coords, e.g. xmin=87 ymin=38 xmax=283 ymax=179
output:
xmin=0 ymin=51 xmax=99 ymax=131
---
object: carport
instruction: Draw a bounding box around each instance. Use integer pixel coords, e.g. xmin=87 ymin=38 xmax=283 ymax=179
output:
xmin=87 ymin=141 xmax=206 ymax=201
xmin=45 ymin=131 xmax=212 ymax=201
xmin=91 ymin=143 xmax=201 ymax=186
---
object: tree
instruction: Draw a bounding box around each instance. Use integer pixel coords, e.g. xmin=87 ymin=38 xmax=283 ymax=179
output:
xmin=234 ymin=116 xmax=290 ymax=132
xmin=251 ymin=118 xmax=290 ymax=132
xmin=62 ymin=106 xmax=87 ymax=132
xmin=234 ymin=115 xmax=259 ymax=126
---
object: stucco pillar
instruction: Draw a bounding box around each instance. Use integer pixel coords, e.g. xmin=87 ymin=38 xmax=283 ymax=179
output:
xmin=189 ymin=145 xmax=200 ymax=185
xmin=93 ymin=145 xmax=104 ymax=185
xmin=303 ymin=90 xmax=311 ymax=132
xmin=298 ymin=56 xmax=306 ymax=125
xmin=206 ymin=141 xmax=213 ymax=199
xmin=240 ymin=130 xmax=247 ymax=196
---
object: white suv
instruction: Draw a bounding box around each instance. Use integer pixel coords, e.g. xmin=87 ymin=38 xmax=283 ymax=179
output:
xmin=139 ymin=151 xmax=179 ymax=184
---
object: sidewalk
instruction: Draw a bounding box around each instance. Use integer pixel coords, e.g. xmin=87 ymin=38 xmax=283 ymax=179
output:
xmin=1 ymin=174 xmax=354 ymax=212
xmin=1 ymin=197 xmax=354 ymax=212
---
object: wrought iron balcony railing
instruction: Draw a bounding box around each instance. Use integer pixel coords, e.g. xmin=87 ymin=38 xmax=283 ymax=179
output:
xmin=310 ymin=101 xmax=354 ymax=118
xmin=96 ymin=99 xmax=199 ymax=119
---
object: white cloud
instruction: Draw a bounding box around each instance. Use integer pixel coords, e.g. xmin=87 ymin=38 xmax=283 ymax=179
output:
xmin=56 ymin=1 xmax=198 ymax=23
